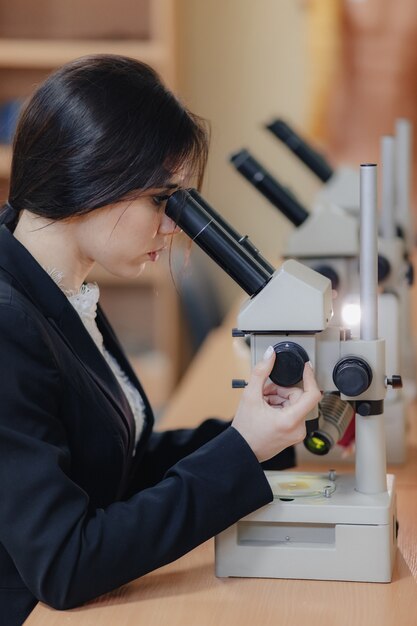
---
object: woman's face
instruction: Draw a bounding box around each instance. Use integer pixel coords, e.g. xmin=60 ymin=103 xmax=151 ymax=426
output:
xmin=75 ymin=185 xmax=180 ymax=279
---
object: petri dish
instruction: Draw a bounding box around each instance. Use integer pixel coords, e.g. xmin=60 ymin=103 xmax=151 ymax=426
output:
xmin=265 ymin=471 xmax=336 ymax=498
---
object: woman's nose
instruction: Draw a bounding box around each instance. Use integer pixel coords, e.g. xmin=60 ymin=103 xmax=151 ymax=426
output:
xmin=158 ymin=213 xmax=181 ymax=235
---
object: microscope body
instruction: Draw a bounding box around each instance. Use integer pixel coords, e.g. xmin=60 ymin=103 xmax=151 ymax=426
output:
xmin=238 ymin=259 xmax=386 ymax=418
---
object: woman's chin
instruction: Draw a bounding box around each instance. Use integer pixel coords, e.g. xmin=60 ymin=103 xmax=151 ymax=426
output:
xmin=127 ymin=262 xmax=147 ymax=278
xmin=98 ymin=261 xmax=146 ymax=280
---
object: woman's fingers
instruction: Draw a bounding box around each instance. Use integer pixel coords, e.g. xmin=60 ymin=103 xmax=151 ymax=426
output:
xmin=264 ymin=362 xmax=316 ymax=391
xmin=245 ymin=346 xmax=277 ymax=398
xmin=248 ymin=353 xmax=321 ymax=419
xmin=232 ymin=358 xmax=322 ymax=463
xmin=302 ymin=361 xmax=321 ymax=394
xmin=263 ymin=382 xmax=301 ymax=398
xmin=265 ymin=388 xmax=303 ymax=406
xmin=283 ymin=363 xmax=322 ymax=421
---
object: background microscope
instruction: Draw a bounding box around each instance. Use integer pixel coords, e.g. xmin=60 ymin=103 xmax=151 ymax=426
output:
xmin=266 ymin=117 xmax=414 ymax=249
xmin=267 ymin=117 xmax=416 ymax=396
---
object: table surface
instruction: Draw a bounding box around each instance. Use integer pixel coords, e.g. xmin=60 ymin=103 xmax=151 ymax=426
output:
xmin=24 ymin=305 xmax=417 ymax=626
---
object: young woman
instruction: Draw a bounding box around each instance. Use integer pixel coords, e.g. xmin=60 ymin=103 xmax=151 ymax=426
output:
xmin=0 ymin=55 xmax=321 ymax=625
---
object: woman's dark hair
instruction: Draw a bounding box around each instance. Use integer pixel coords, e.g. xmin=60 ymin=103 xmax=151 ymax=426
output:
xmin=2 ymin=54 xmax=209 ymax=223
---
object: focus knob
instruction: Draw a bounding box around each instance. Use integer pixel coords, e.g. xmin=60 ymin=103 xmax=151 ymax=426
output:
xmin=333 ymin=357 xmax=372 ymax=396
xmin=270 ymin=341 xmax=309 ymax=387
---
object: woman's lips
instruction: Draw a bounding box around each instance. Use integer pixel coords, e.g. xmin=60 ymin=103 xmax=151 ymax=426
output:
xmin=147 ymin=246 xmax=166 ymax=262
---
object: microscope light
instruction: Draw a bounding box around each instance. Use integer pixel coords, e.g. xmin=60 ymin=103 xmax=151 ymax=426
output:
xmin=342 ymin=302 xmax=361 ymax=327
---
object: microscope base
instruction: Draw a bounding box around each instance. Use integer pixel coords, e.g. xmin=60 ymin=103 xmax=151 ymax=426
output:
xmin=215 ymin=473 xmax=396 ymax=583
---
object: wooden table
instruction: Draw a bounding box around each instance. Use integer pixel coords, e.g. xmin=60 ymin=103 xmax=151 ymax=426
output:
xmin=24 ymin=315 xmax=417 ymax=625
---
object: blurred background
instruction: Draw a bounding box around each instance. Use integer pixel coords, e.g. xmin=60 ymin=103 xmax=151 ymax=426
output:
xmin=1 ymin=0 xmax=416 ymax=413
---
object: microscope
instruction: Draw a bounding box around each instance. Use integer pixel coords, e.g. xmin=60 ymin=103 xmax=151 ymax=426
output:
xmin=165 ymin=165 xmax=398 ymax=582
xmin=230 ymin=146 xmax=406 ymax=463
xmin=266 ymin=116 xmax=414 ymax=240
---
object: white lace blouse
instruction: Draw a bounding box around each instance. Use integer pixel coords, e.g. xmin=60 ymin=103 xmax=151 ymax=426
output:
xmin=49 ymin=271 xmax=146 ymax=448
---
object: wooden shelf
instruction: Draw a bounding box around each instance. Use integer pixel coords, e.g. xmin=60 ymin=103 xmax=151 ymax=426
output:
xmin=0 ymin=39 xmax=169 ymax=71
xmin=0 ymin=1 xmax=177 ymax=182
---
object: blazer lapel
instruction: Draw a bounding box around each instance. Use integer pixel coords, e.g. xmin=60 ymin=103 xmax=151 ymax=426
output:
xmin=51 ymin=303 xmax=137 ymax=453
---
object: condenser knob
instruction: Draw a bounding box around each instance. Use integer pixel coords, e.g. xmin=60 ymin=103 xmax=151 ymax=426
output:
xmin=386 ymin=375 xmax=403 ymax=389
xmin=270 ymin=341 xmax=309 ymax=387
xmin=333 ymin=357 xmax=373 ymax=396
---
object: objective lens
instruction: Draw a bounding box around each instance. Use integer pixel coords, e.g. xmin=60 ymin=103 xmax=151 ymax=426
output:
xmin=304 ymin=434 xmax=331 ymax=456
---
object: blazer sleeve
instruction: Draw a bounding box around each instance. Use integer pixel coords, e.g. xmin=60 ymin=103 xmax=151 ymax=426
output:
xmin=0 ymin=305 xmax=273 ymax=611
xmin=128 ymin=419 xmax=231 ymax=492
xmin=130 ymin=420 xmax=297 ymax=495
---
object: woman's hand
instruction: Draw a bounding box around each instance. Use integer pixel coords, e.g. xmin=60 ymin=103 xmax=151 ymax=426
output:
xmin=231 ymin=346 xmax=322 ymax=463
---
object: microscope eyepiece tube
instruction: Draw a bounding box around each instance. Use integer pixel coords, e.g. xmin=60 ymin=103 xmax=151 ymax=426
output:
xmin=165 ymin=189 xmax=272 ymax=296
xmin=230 ymin=149 xmax=309 ymax=227
xmin=265 ymin=119 xmax=334 ymax=183
xmin=187 ymin=189 xmax=275 ymax=275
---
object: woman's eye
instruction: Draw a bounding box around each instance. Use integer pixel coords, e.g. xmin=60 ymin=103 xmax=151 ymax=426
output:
xmin=152 ymin=194 xmax=170 ymax=207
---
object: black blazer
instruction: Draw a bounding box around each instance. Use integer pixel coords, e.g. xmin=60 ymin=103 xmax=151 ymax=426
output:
xmin=0 ymin=224 xmax=294 ymax=626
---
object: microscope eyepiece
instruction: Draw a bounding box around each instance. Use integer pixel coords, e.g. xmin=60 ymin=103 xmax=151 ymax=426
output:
xmin=265 ymin=118 xmax=334 ymax=183
xmin=230 ymin=149 xmax=309 ymax=227
xmin=165 ymin=189 xmax=272 ymax=297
